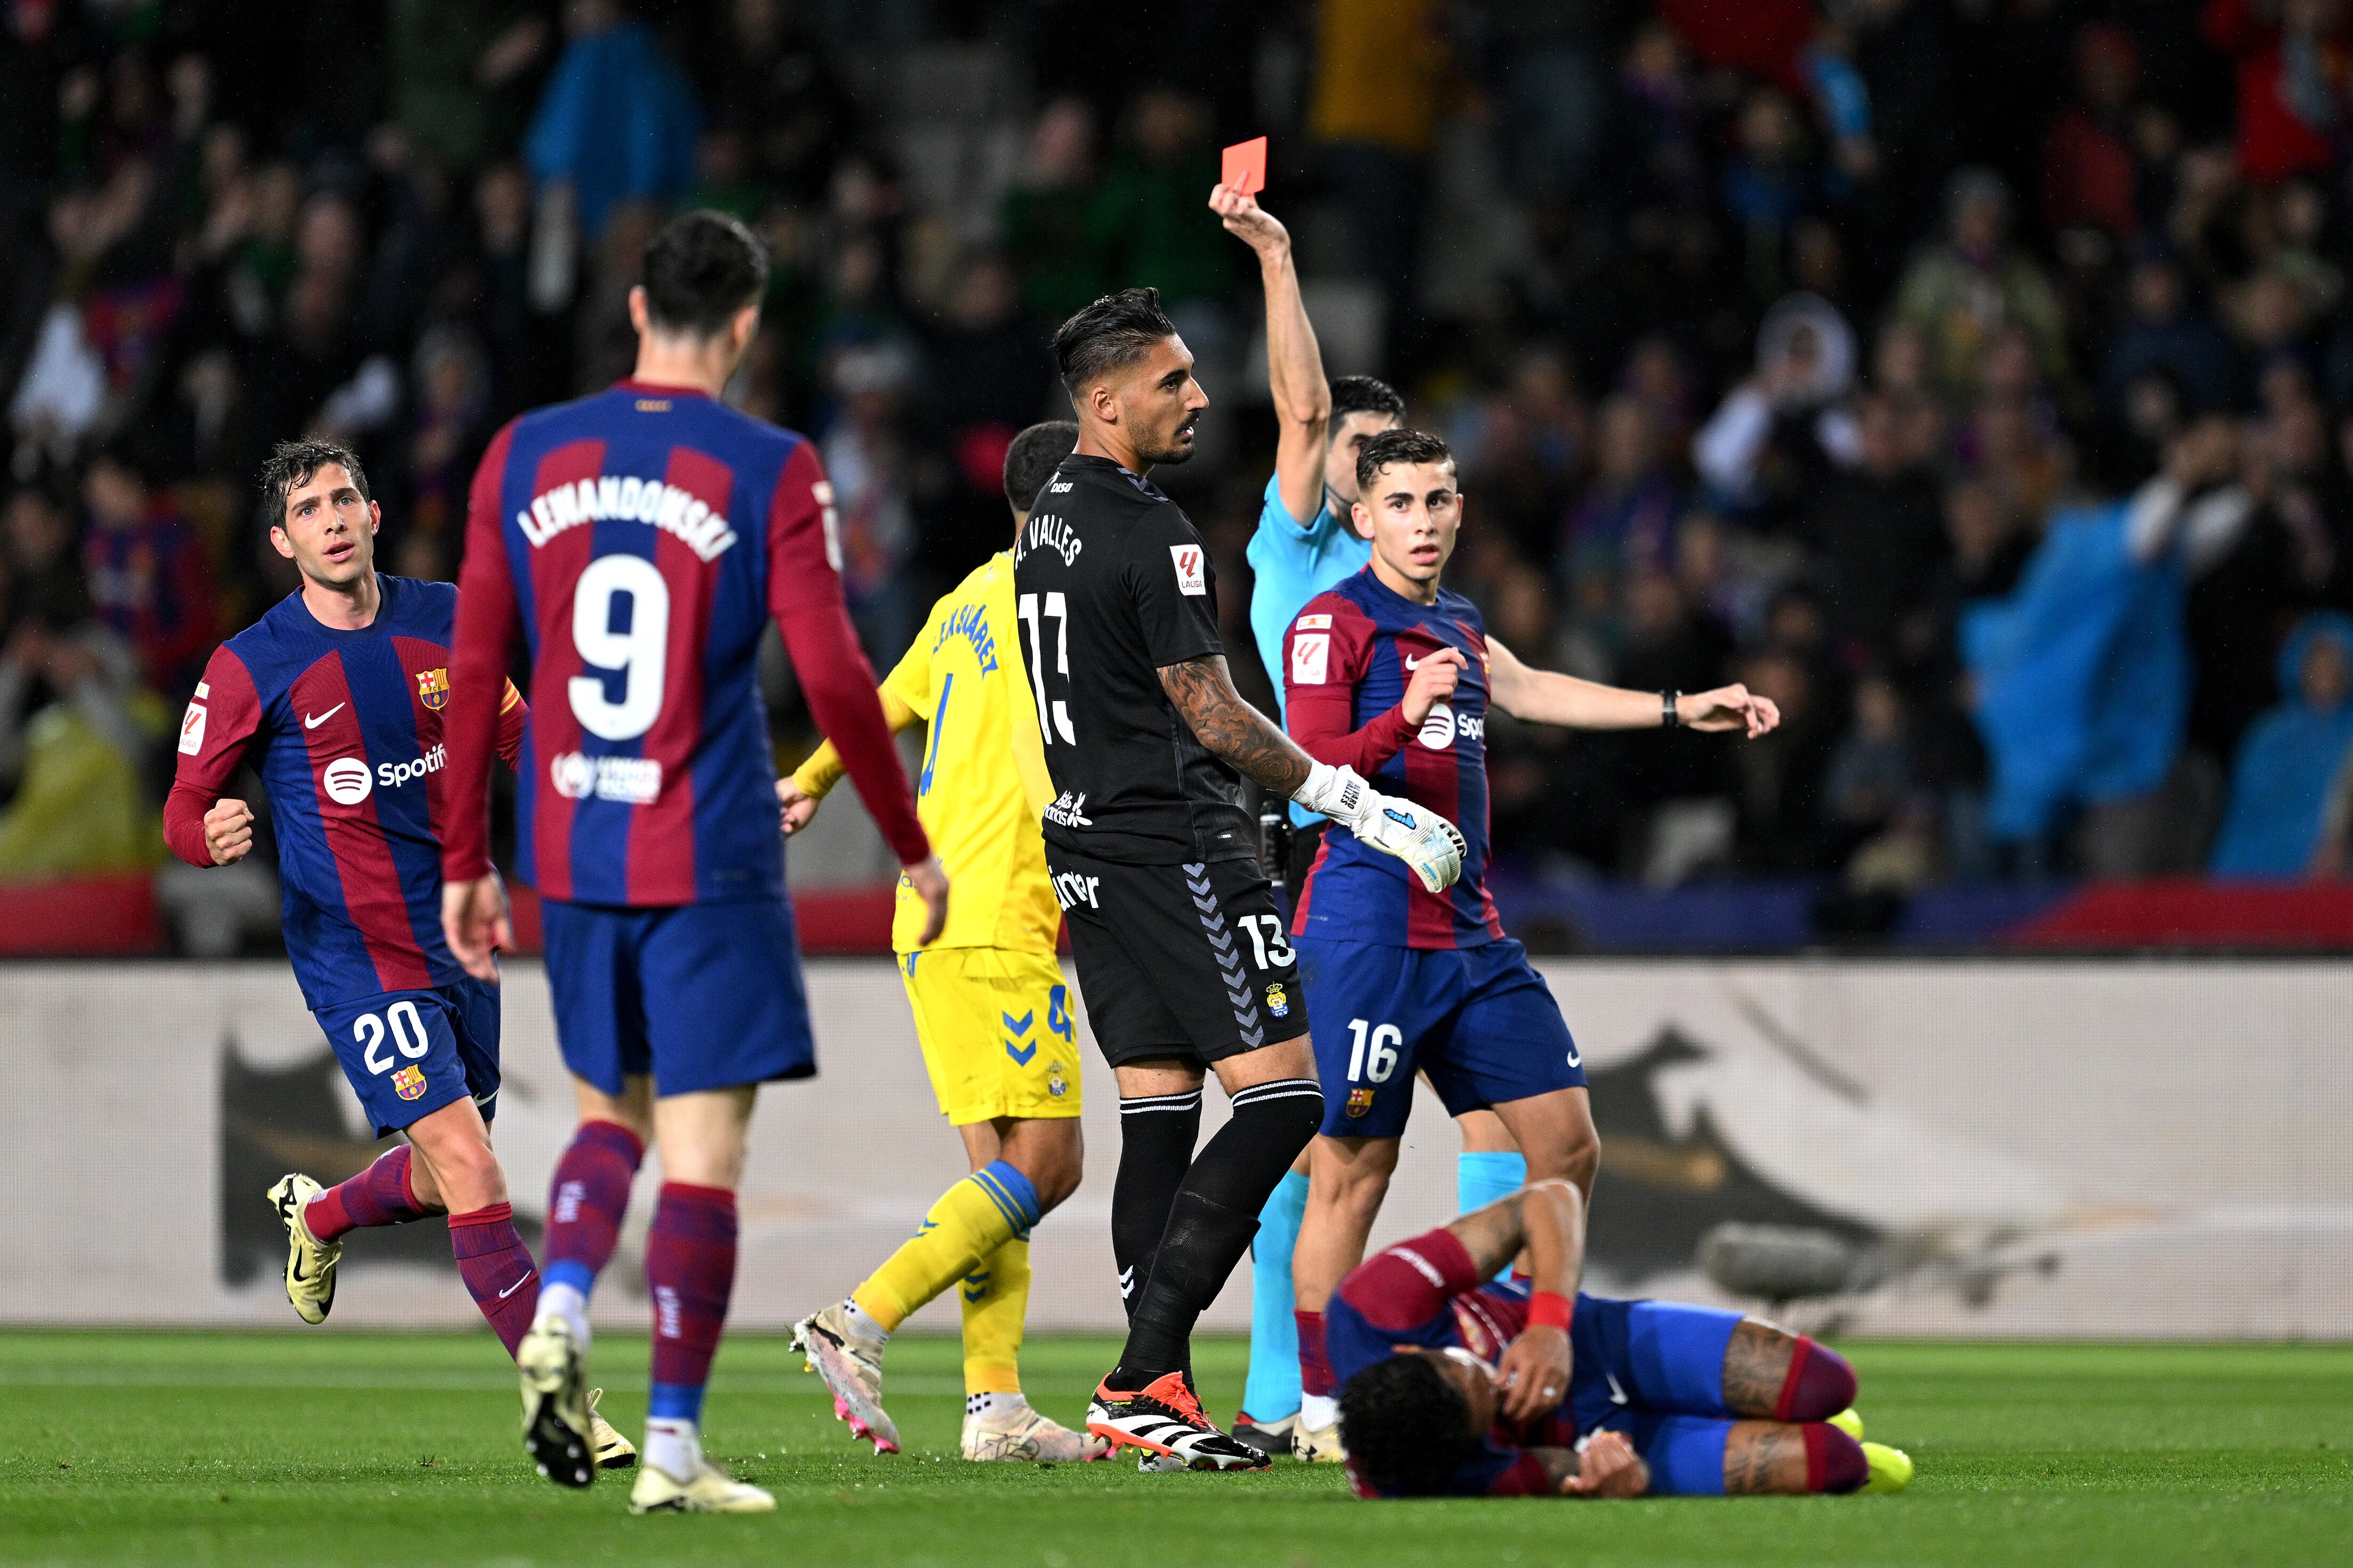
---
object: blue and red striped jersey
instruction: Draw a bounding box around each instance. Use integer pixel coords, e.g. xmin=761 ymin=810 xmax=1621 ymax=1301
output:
xmin=440 ymin=380 xmax=925 ymax=906
xmin=1283 ymin=568 xmax=1503 ymax=949
xmin=165 ymin=575 xmax=527 ymax=1010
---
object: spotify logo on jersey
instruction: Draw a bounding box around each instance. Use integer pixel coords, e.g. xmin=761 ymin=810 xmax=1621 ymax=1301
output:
xmin=322 ymin=756 xmax=374 ymax=804
xmin=1418 ymin=702 xmax=1456 ymax=750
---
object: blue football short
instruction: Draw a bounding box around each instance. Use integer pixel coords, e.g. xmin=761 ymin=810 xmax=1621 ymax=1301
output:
xmin=1295 ymin=935 xmax=1584 ymax=1139
xmin=314 ymin=978 xmax=501 ymax=1138
xmin=541 ymin=895 xmax=814 ymax=1096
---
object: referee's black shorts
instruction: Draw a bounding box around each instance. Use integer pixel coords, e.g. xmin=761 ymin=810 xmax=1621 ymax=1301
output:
xmin=1048 ymin=848 xmax=1310 ymax=1069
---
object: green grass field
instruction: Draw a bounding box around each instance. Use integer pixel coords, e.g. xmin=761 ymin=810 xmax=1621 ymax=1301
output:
xmin=3 ymin=1330 xmax=2348 ymax=1567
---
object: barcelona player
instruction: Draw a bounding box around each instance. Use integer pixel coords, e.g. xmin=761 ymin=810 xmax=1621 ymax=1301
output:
xmin=783 ymin=420 xmax=1107 ymax=1465
xmin=439 ymin=211 xmax=943 ymax=1512
xmin=1327 ymin=1178 xmax=1913 ymax=1500
xmin=165 ymin=439 xmax=633 ymax=1478
xmin=1210 ymin=177 xmax=1529 ymax=1459
xmin=1281 ymin=428 xmax=1778 ymax=1461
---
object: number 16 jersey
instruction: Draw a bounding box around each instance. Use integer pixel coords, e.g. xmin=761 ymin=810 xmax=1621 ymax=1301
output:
xmin=442 ymin=379 xmax=927 ymax=906
xmin=1011 ymin=454 xmax=1253 ymax=866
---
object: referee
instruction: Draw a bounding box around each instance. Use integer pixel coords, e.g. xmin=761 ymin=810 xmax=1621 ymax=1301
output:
xmin=1013 ymin=286 xmax=1466 ymax=1471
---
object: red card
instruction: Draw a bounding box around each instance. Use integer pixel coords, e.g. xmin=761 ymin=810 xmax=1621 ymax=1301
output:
xmin=1222 ymin=136 xmax=1267 ymax=198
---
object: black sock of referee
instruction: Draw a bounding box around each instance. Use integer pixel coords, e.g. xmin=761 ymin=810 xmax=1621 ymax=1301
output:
xmin=1111 ymin=1087 xmax=1202 ymax=1327
xmin=1112 ymin=1077 xmax=1323 ymax=1392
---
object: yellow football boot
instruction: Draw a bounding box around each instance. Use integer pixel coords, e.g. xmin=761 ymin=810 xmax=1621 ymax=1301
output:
xmin=265 ymin=1174 xmax=341 ymax=1325
xmin=628 ymin=1457 xmax=776 ymax=1514
xmin=1828 ymin=1407 xmax=1864 ymax=1441
xmin=1861 ymin=1441 xmax=1914 ymax=1493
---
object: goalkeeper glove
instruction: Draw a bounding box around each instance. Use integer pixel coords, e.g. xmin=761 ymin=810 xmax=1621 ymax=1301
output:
xmin=1293 ymin=762 xmax=1467 ymax=892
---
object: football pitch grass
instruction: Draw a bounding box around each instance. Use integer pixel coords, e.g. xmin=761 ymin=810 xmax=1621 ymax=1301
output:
xmin=3 ymin=1331 xmax=2348 ymax=1567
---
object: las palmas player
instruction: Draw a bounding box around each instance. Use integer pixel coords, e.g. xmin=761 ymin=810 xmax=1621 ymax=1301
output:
xmin=782 ymin=420 xmax=1110 ymax=1465
xmin=439 ymin=211 xmax=944 ymax=1513
xmin=1281 ymin=429 xmax=1778 ymax=1462
xmin=166 ymin=440 xmax=633 ymax=1477
xmin=1328 ymin=1179 xmax=1912 ymax=1500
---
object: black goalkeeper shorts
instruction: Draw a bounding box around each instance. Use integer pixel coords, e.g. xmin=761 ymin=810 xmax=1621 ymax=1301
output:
xmin=1047 ymin=849 xmax=1311 ymax=1068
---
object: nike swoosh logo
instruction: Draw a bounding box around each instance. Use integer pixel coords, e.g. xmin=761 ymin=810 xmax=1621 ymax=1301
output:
xmin=1404 ymin=655 xmax=1421 ymax=669
xmin=498 ymin=1274 xmax=533 ymax=1299
xmin=1606 ymin=1372 xmax=1628 ymax=1405
xmin=304 ymin=704 xmax=345 ymax=729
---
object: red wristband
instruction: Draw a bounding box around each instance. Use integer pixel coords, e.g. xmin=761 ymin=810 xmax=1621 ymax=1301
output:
xmin=1527 ymin=1291 xmax=1572 ymax=1331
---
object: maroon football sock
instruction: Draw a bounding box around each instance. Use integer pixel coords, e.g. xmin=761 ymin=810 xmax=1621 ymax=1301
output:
xmin=449 ymin=1202 xmax=539 ymax=1357
xmin=1802 ymin=1423 xmax=1869 ymax=1493
xmin=1774 ymin=1335 xmax=1857 ymax=1423
xmin=1296 ymin=1309 xmax=1333 ymax=1399
xmin=305 ymin=1145 xmax=433 ymax=1241
xmin=541 ymin=1119 xmax=644 ymax=1287
xmin=645 ymin=1182 xmax=738 ymax=1407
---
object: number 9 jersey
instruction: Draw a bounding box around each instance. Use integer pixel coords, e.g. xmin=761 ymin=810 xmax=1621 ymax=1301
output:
xmin=440 ymin=379 xmax=927 ymax=905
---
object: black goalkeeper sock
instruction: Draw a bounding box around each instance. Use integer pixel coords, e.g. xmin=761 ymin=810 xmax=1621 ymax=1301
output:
xmin=1112 ymin=1087 xmax=1202 ymax=1326
xmin=1113 ymin=1077 xmax=1322 ymax=1390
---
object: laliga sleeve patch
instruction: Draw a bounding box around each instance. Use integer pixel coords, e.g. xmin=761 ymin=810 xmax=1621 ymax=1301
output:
xmin=1169 ymin=543 xmax=1207 ymax=596
xmin=1291 ymin=632 xmax=1330 ymax=685
xmin=178 ymin=700 xmax=207 ymax=755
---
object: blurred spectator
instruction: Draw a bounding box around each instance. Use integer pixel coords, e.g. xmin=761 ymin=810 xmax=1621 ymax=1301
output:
xmin=524 ymin=0 xmax=699 ymax=251
xmin=1002 ymin=99 xmax=1105 ymax=324
xmin=1824 ymin=672 xmax=1918 ymax=844
xmin=387 ymin=1 xmax=550 ymax=173
xmin=922 ymin=248 xmax=1057 ymax=572
xmin=700 ymin=0 xmax=859 ymax=205
xmin=2203 ymin=0 xmax=2349 ymax=186
xmin=1896 ymin=168 xmax=2070 ymax=400
xmin=2209 ymin=611 xmax=2353 ymax=873
xmin=1804 ymin=391 xmax=1944 ymax=667
xmin=2099 ymin=243 xmax=2239 ymax=460
xmin=1731 ymin=645 xmax=1837 ymax=872
xmin=2042 ymin=25 xmax=2144 ymax=241
xmin=1307 ymin=0 xmax=1445 ymax=306
xmin=822 ymin=343 xmax=919 ymax=662
xmin=79 ymin=446 xmax=214 ymax=698
xmin=1089 ymin=89 xmax=1231 ymax=322
xmin=1561 ymin=394 xmax=1680 ymax=576
xmin=1693 ymin=292 xmax=1861 ymax=530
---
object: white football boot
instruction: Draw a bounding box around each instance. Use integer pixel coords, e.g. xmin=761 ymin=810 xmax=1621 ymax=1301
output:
xmin=628 ymin=1457 xmax=776 ymax=1514
xmin=792 ymin=1302 xmax=899 ymax=1454
xmin=265 ymin=1174 xmax=341 ymax=1325
xmin=960 ymin=1397 xmax=1112 ymax=1463
xmin=516 ymin=1314 xmax=595 ymax=1488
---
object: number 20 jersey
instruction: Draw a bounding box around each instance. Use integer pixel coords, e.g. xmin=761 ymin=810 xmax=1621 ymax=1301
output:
xmin=442 ymin=379 xmax=926 ymax=906
xmin=1010 ymin=454 xmax=1254 ymax=866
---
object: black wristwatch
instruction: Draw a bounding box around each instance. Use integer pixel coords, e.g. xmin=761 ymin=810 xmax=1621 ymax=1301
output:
xmin=1662 ymin=690 xmax=1681 ymax=729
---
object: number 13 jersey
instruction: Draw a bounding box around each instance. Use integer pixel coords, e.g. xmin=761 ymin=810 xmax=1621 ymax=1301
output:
xmin=1011 ymin=454 xmax=1254 ymax=866
xmin=441 ymin=379 xmax=927 ymax=906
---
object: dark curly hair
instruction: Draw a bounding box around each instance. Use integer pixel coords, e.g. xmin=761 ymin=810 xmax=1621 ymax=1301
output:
xmin=258 ymin=439 xmax=369 ymax=531
xmin=1337 ymin=1354 xmax=1480 ymax=1497
xmin=1051 ymin=287 xmax=1178 ymax=398
xmin=1354 ymin=427 xmax=1455 ymax=497
xmin=1004 ymin=420 xmax=1079 ymax=513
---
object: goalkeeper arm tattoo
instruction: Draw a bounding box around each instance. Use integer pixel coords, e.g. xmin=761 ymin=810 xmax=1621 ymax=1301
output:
xmin=1158 ymin=655 xmax=1314 ymax=795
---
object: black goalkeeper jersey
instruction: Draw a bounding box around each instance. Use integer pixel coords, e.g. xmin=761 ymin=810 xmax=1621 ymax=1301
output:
xmin=1010 ymin=453 xmax=1254 ymax=866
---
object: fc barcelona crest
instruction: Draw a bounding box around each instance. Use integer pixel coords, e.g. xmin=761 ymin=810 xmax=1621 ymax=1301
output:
xmin=415 ymin=668 xmax=450 ymax=711
xmin=1346 ymin=1087 xmax=1375 ymax=1118
xmin=392 ymin=1065 xmax=428 ymax=1101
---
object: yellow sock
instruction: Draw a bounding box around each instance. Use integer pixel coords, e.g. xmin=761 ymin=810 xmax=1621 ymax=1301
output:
xmin=852 ymin=1161 xmax=1039 ymax=1333
xmin=960 ymin=1236 xmax=1030 ymax=1395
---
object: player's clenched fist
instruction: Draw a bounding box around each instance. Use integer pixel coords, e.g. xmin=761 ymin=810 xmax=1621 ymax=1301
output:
xmin=1400 ymin=646 xmax=1466 ymax=727
xmin=204 ymin=798 xmax=255 ymax=865
xmin=775 ymin=777 xmax=819 ymax=836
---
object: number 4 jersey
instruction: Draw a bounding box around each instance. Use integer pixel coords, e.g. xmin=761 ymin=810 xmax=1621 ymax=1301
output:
xmin=164 ymin=575 xmax=528 ymax=1009
xmin=440 ymin=379 xmax=926 ymax=905
xmin=1010 ymin=453 xmax=1253 ymax=866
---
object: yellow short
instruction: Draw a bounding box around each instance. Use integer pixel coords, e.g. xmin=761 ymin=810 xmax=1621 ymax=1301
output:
xmin=898 ymin=946 xmax=1082 ymax=1124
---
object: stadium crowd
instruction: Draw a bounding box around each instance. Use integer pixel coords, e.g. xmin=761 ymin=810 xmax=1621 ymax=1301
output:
xmin=10 ymin=0 xmax=2353 ymax=906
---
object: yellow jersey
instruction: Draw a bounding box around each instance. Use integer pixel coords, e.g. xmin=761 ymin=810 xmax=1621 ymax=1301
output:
xmin=794 ymin=551 xmax=1060 ymax=955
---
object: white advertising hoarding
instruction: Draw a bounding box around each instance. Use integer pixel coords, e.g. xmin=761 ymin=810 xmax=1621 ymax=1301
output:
xmin=2 ymin=958 xmax=2347 ymax=1338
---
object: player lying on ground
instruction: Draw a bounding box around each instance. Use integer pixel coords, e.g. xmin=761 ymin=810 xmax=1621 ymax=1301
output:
xmin=1207 ymin=178 xmax=1529 ymax=1459
xmin=783 ymin=420 xmax=1109 ymax=1465
xmin=441 ymin=210 xmax=945 ymax=1513
xmin=1282 ymin=427 xmax=1780 ymax=1463
xmin=1013 ymin=287 xmax=1467 ymax=1471
xmin=1331 ymin=1179 xmax=1912 ymax=1500
xmin=165 ymin=440 xmax=632 ymax=1480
